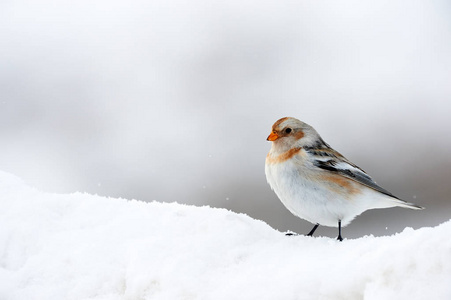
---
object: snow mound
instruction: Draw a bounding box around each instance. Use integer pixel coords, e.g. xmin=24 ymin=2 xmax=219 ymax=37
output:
xmin=0 ymin=171 xmax=450 ymax=300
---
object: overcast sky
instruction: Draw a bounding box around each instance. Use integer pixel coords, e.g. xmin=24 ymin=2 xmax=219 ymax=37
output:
xmin=1 ymin=0 xmax=451 ymax=237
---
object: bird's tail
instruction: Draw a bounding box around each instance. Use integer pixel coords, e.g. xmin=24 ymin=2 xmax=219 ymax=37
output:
xmin=372 ymin=196 xmax=424 ymax=210
xmin=392 ymin=199 xmax=424 ymax=210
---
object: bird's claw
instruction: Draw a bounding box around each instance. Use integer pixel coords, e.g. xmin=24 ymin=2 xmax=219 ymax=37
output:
xmin=285 ymin=231 xmax=297 ymax=236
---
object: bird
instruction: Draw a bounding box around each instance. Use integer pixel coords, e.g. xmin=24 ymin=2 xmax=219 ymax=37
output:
xmin=264 ymin=117 xmax=423 ymax=241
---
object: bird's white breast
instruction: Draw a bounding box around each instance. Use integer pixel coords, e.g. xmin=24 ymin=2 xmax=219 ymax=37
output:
xmin=265 ymin=150 xmax=369 ymax=227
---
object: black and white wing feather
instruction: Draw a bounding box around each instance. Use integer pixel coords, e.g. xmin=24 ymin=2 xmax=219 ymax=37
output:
xmin=305 ymin=140 xmax=399 ymax=199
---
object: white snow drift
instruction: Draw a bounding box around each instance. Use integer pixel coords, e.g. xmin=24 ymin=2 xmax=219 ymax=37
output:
xmin=0 ymin=171 xmax=450 ymax=300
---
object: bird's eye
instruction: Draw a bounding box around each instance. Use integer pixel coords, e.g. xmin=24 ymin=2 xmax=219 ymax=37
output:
xmin=285 ymin=128 xmax=292 ymax=134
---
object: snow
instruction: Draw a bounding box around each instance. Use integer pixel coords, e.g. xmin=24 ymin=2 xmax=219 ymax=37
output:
xmin=1 ymin=170 xmax=450 ymax=300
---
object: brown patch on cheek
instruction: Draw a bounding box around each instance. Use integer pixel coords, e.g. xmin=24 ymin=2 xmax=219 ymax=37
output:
xmin=320 ymin=174 xmax=361 ymax=196
xmin=294 ymin=130 xmax=304 ymax=140
xmin=266 ymin=147 xmax=302 ymax=164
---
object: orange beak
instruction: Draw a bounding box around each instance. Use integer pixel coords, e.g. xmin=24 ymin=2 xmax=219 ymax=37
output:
xmin=267 ymin=131 xmax=280 ymax=141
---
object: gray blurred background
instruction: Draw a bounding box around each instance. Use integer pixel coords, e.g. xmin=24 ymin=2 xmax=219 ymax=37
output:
xmin=1 ymin=0 xmax=450 ymax=238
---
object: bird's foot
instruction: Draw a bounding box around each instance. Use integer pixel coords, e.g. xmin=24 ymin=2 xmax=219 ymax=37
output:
xmin=336 ymin=220 xmax=343 ymax=241
xmin=306 ymin=224 xmax=320 ymax=237
xmin=285 ymin=231 xmax=298 ymax=236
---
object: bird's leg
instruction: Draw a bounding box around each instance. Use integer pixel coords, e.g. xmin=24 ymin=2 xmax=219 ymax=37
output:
xmin=306 ymin=224 xmax=319 ymax=236
xmin=337 ymin=220 xmax=343 ymax=241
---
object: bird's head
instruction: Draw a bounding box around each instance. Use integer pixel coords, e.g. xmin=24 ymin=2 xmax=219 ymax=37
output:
xmin=267 ymin=117 xmax=321 ymax=152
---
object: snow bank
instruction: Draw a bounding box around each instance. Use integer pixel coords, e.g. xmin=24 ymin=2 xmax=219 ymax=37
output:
xmin=0 ymin=171 xmax=450 ymax=300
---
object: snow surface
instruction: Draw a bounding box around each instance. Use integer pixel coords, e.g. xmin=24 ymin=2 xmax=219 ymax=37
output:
xmin=1 ymin=171 xmax=450 ymax=300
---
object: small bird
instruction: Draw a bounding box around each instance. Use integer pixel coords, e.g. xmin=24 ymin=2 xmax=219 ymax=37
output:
xmin=265 ymin=117 xmax=423 ymax=241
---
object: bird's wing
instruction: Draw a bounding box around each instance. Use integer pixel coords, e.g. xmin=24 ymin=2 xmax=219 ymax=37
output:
xmin=306 ymin=144 xmax=399 ymax=199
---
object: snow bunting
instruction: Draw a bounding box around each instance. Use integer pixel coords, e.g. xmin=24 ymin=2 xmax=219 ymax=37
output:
xmin=265 ymin=117 xmax=423 ymax=241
